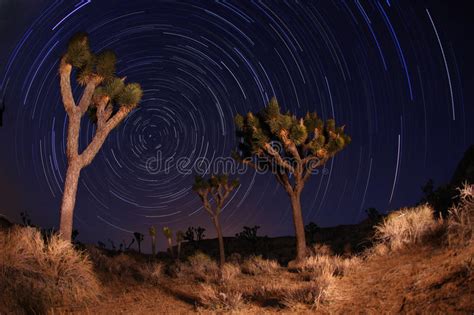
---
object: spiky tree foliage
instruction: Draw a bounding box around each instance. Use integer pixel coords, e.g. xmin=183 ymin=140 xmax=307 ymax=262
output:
xmin=163 ymin=227 xmax=173 ymax=257
xmin=58 ymin=33 xmax=143 ymax=241
xmin=133 ymin=232 xmax=144 ymax=253
xmin=149 ymin=226 xmax=157 ymax=256
xmin=176 ymin=230 xmax=184 ymax=259
xmin=192 ymin=174 xmax=240 ymax=266
xmin=233 ymin=97 xmax=350 ymax=264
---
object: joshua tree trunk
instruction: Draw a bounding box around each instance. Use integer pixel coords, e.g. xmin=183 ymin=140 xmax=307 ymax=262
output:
xmin=290 ymin=192 xmax=306 ymax=263
xmin=59 ymin=161 xmax=82 ymax=240
xmin=213 ymin=216 xmax=225 ymax=266
xmin=167 ymin=238 xmax=174 ymax=258
xmin=177 ymin=242 xmax=181 ymax=259
xmin=151 ymin=236 xmax=156 ymax=256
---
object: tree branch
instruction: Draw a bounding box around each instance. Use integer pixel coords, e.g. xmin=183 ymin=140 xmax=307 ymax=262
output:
xmin=275 ymin=171 xmax=294 ymax=194
xmin=264 ymin=143 xmax=295 ymax=173
xmin=80 ymin=106 xmax=132 ymax=167
xmin=78 ymin=77 xmax=101 ymax=115
xmin=59 ymin=57 xmax=76 ymax=115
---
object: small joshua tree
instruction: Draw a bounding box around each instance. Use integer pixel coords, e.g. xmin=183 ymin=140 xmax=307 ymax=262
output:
xmin=163 ymin=227 xmax=173 ymax=257
xmin=196 ymin=226 xmax=206 ymax=241
xmin=193 ymin=174 xmax=239 ymax=266
xmin=235 ymin=225 xmax=261 ymax=242
xmin=149 ymin=226 xmax=157 ymax=256
xmin=304 ymin=222 xmax=319 ymax=244
xmin=234 ymin=97 xmax=350 ymax=264
xmin=176 ymin=230 xmax=184 ymax=259
xmin=184 ymin=227 xmax=195 ymax=242
xmin=58 ymin=33 xmax=143 ymax=241
xmin=133 ymin=232 xmax=144 ymax=253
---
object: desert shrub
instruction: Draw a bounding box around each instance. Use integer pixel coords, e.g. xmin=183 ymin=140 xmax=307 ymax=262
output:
xmin=88 ymin=247 xmax=162 ymax=284
xmin=368 ymin=243 xmax=390 ymax=256
xmin=198 ymin=283 xmax=244 ymax=311
xmin=221 ymin=263 xmax=240 ymax=283
xmin=228 ymin=252 xmax=242 ymax=264
xmin=140 ymin=262 xmax=163 ymax=285
xmin=241 ymin=255 xmax=279 ymax=275
xmin=447 ymin=184 xmax=474 ymax=246
xmin=0 ymin=226 xmax=99 ymax=313
xmin=311 ymin=243 xmax=334 ymax=256
xmin=300 ymin=254 xmax=360 ymax=279
xmin=375 ymin=204 xmax=439 ymax=250
xmin=178 ymin=251 xmax=219 ymax=282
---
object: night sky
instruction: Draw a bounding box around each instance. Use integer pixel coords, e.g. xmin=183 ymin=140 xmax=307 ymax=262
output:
xmin=0 ymin=0 xmax=473 ymax=249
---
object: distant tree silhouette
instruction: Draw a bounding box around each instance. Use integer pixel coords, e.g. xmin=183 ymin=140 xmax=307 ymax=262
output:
xmin=58 ymin=33 xmax=143 ymax=241
xmin=195 ymin=226 xmax=206 ymax=241
xmin=176 ymin=230 xmax=184 ymax=259
xmin=184 ymin=226 xmax=195 ymax=242
xmin=163 ymin=227 xmax=174 ymax=257
xmin=365 ymin=207 xmax=382 ymax=222
xmin=193 ymin=174 xmax=239 ymax=266
xmin=20 ymin=211 xmax=32 ymax=226
xmin=235 ymin=225 xmax=261 ymax=242
xmin=133 ymin=232 xmax=144 ymax=253
xmin=233 ymin=97 xmax=351 ymax=264
xmin=149 ymin=226 xmax=157 ymax=256
xmin=420 ymin=145 xmax=474 ymax=217
xmin=304 ymin=222 xmax=319 ymax=244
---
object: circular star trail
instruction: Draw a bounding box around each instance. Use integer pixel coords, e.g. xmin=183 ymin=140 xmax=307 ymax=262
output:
xmin=0 ymin=0 xmax=472 ymax=244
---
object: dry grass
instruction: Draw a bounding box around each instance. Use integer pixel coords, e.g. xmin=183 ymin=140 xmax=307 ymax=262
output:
xmin=221 ymin=262 xmax=241 ymax=282
xmin=254 ymin=272 xmax=334 ymax=310
xmin=326 ymin=244 xmax=474 ymax=314
xmin=0 ymin=226 xmax=100 ymax=313
xmin=447 ymin=183 xmax=474 ymax=246
xmin=88 ymin=247 xmax=163 ymax=284
xmin=375 ymin=204 xmax=441 ymax=250
xmin=299 ymin=254 xmax=361 ymax=278
xmin=176 ymin=251 xmax=220 ymax=283
xmin=197 ymin=283 xmax=245 ymax=311
xmin=241 ymin=255 xmax=280 ymax=275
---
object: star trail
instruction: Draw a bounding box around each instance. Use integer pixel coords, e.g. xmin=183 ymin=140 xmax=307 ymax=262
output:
xmin=0 ymin=0 xmax=472 ymax=248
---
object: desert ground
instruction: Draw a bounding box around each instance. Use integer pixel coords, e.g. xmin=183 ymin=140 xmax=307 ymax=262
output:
xmin=1 ymin=188 xmax=473 ymax=314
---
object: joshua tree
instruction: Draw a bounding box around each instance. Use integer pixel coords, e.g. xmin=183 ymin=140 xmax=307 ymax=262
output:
xmin=58 ymin=33 xmax=143 ymax=241
xmin=184 ymin=227 xmax=195 ymax=242
xmin=365 ymin=207 xmax=382 ymax=222
xmin=20 ymin=211 xmax=32 ymax=226
xmin=234 ymin=97 xmax=350 ymax=264
xmin=163 ymin=226 xmax=173 ymax=257
xmin=149 ymin=226 xmax=157 ymax=256
xmin=193 ymin=174 xmax=239 ymax=266
xmin=235 ymin=225 xmax=261 ymax=242
xmin=304 ymin=222 xmax=319 ymax=244
xmin=176 ymin=230 xmax=184 ymax=259
xmin=133 ymin=232 xmax=144 ymax=253
xmin=122 ymin=238 xmax=135 ymax=251
xmin=196 ymin=226 xmax=206 ymax=241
